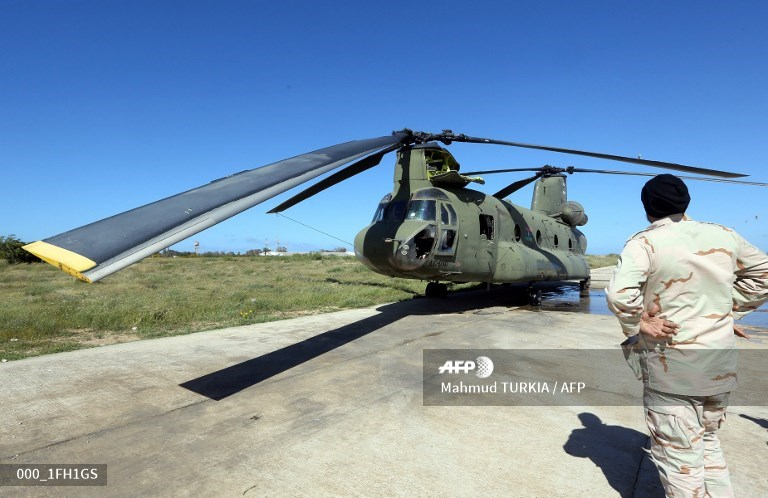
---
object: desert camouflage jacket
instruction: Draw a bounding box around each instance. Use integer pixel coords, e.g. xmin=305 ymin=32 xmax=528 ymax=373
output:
xmin=606 ymin=215 xmax=768 ymax=395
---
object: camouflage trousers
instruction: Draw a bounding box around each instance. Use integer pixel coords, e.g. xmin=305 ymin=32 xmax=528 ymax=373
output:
xmin=644 ymin=389 xmax=733 ymax=498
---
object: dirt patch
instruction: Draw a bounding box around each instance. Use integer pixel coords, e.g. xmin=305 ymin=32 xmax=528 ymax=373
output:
xmin=269 ymin=307 xmax=343 ymax=319
xmin=61 ymin=329 xmax=143 ymax=347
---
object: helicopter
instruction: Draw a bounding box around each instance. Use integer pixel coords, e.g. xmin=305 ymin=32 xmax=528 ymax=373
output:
xmin=23 ymin=129 xmax=766 ymax=305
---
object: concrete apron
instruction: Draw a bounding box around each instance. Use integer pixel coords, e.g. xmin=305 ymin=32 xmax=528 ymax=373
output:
xmin=1 ymin=289 xmax=766 ymax=497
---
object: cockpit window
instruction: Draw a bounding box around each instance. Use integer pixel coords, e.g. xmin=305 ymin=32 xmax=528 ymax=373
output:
xmin=441 ymin=204 xmax=457 ymax=225
xmin=405 ymin=189 xmax=451 ymax=222
xmin=385 ymin=201 xmax=406 ymax=221
xmin=411 ymin=188 xmax=449 ymax=201
xmin=406 ymin=200 xmax=436 ymax=222
xmin=371 ymin=194 xmax=406 ymax=223
xmin=371 ymin=194 xmax=392 ymax=223
xmin=372 ymin=190 xmax=448 ymax=224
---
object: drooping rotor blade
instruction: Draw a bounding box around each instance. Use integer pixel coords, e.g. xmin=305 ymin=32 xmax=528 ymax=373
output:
xmin=268 ymin=142 xmax=402 ymax=213
xmin=451 ymin=135 xmax=747 ymax=178
xmin=24 ymin=133 xmax=408 ymax=282
xmin=493 ymin=174 xmax=542 ymax=199
xmin=568 ymin=168 xmax=768 ymax=186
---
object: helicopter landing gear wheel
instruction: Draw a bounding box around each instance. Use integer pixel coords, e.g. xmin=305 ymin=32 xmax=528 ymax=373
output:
xmin=527 ymin=285 xmax=542 ymax=307
xmin=579 ymin=276 xmax=591 ymax=297
xmin=425 ymin=282 xmax=448 ymax=298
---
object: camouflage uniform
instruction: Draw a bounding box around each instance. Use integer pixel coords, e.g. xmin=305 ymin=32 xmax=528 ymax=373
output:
xmin=606 ymin=214 xmax=768 ymax=497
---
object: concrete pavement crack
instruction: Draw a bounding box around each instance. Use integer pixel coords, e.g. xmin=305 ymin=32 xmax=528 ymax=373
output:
xmin=0 ymin=397 xmax=211 ymax=460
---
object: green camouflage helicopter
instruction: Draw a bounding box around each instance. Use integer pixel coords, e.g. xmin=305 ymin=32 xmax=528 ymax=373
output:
xmin=24 ymin=129 xmax=764 ymax=305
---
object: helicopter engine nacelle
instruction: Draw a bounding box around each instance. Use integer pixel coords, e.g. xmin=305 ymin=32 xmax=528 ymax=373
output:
xmin=559 ymin=201 xmax=588 ymax=226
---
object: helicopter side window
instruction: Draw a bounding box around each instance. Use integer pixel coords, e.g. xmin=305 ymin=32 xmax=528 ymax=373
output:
xmin=446 ymin=205 xmax=457 ymax=225
xmin=479 ymin=214 xmax=495 ymax=241
xmin=436 ymin=203 xmax=458 ymax=255
xmin=406 ymin=200 xmax=436 ymax=222
xmin=440 ymin=204 xmax=459 ymax=226
xmin=438 ymin=229 xmax=456 ymax=252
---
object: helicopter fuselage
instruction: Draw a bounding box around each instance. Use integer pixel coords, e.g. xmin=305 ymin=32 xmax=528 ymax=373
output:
xmin=353 ymin=144 xmax=590 ymax=286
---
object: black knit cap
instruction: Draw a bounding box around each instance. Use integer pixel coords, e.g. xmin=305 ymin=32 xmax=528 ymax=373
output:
xmin=641 ymin=174 xmax=690 ymax=218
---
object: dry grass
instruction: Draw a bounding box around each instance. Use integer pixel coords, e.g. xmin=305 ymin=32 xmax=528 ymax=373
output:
xmin=1 ymin=253 xmax=615 ymax=360
xmin=0 ymin=255 xmax=426 ymax=360
xmin=586 ymin=254 xmax=619 ymax=269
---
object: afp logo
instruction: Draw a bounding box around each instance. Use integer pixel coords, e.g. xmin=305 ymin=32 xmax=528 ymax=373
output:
xmin=438 ymin=356 xmax=494 ymax=378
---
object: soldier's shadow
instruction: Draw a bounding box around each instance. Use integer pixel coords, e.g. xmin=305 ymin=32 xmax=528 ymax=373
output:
xmin=739 ymin=414 xmax=768 ymax=446
xmin=564 ymin=412 xmax=664 ymax=497
xmin=739 ymin=413 xmax=768 ymax=429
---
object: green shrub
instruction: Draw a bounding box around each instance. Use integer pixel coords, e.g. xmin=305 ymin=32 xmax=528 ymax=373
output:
xmin=0 ymin=235 xmax=41 ymax=264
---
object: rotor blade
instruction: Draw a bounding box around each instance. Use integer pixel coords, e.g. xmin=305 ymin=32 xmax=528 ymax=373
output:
xmin=454 ymin=135 xmax=747 ymax=178
xmin=493 ymin=174 xmax=542 ymax=199
xmin=268 ymin=142 xmax=401 ymax=213
xmin=464 ymin=165 xmax=768 ymax=186
xmin=569 ymin=168 xmax=768 ymax=186
xmin=464 ymin=167 xmax=543 ymax=176
xmin=24 ymin=133 xmax=408 ymax=282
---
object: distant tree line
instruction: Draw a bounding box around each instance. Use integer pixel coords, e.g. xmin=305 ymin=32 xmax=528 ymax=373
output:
xmin=0 ymin=235 xmax=42 ymax=264
xmin=157 ymin=246 xmax=292 ymax=258
xmin=0 ymin=234 xmax=345 ymax=265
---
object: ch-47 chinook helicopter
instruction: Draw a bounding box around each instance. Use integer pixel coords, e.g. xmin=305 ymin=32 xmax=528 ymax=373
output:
xmin=24 ymin=129 xmax=766 ymax=306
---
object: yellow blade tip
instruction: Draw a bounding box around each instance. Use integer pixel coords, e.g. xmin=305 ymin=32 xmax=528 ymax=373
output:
xmin=23 ymin=241 xmax=96 ymax=283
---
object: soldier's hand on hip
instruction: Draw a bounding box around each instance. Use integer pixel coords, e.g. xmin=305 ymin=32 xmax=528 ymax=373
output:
xmin=639 ymin=304 xmax=679 ymax=339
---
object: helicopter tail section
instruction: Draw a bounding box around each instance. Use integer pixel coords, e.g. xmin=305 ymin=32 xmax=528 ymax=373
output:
xmin=531 ymin=175 xmax=588 ymax=227
xmin=531 ymin=176 xmax=567 ymax=215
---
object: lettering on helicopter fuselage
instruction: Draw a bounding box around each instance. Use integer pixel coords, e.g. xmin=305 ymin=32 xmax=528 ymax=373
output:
xmin=427 ymin=259 xmax=458 ymax=270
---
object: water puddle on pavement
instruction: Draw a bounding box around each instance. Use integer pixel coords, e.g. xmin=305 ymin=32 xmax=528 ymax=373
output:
xmin=537 ymin=283 xmax=768 ymax=329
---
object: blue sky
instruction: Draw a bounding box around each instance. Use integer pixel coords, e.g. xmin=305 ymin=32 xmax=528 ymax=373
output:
xmin=2 ymin=1 xmax=767 ymax=255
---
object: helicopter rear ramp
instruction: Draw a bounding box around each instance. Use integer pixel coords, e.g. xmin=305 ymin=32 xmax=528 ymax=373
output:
xmin=1 ymin=290 xmax=766 ymax=496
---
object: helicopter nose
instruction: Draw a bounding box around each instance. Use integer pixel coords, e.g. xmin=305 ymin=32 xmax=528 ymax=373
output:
xmin=353 ymin=226 xmax=378 ymax=272
xmin=354 ymin=223 xmax=401 ymax=273
xmin=354 ymin=222 xmax=436 ymax=274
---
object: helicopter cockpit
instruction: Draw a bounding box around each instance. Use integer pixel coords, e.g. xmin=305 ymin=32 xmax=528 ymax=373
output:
xmin=372 ymin=188 xmax=451 ymax=222
xmin=368 ymin=188 xmax=459 ymax=263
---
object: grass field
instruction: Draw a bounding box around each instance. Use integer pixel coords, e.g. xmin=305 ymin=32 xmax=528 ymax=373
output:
xmin=0 ymin=254 xmax=617 ymax=361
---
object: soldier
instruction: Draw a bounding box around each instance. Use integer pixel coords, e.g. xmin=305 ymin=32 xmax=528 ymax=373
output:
xmin=606 ymin=174 xmax=768 ymax=497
